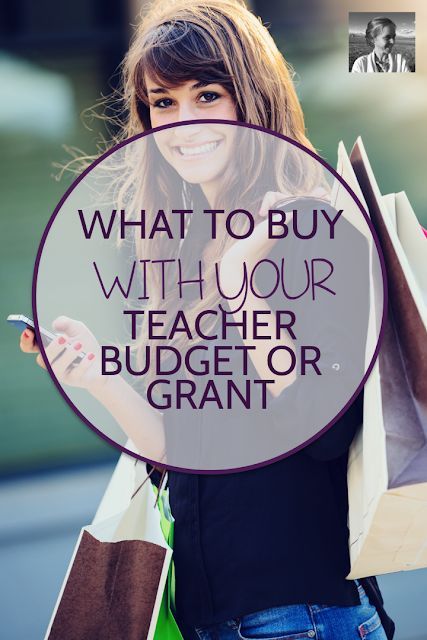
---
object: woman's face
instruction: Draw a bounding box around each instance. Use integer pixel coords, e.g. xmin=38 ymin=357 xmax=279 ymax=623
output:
xmin=373 ymin=25 xmax=396 ymax=54
xmin=145 ymin=74 xmax=238 ymax=200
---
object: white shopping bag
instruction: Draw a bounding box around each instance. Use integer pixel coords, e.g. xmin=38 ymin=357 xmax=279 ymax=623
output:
xmin=342 ymin=138 xmax=427 ymax=578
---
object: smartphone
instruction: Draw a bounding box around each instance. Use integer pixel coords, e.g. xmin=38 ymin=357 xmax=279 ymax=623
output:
xmin=8 ymin=314 xmax=85 ymax=362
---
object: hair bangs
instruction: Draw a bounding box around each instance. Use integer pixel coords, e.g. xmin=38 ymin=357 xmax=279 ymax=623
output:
xmin=136 ymin=20 xmax=234 ymax=103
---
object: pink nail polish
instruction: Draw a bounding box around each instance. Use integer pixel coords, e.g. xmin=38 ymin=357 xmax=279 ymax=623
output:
xmin=58 ymin=336 xmax=66 ymax=345
xmin=88 ymin=353 xmax=95 ymax=361
xmin=74 ymin=342 xmax=82 ymax=350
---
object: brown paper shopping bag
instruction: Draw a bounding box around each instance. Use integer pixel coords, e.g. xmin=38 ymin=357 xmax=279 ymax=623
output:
xmin=45 ymin=450 xmax=172 ymax=640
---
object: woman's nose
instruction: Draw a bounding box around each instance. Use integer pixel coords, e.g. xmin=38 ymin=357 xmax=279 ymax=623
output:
xmin=172 ymin=122 xmax=204 ymax=144
xmin=177 ymin=102 xmax=200 ymax=122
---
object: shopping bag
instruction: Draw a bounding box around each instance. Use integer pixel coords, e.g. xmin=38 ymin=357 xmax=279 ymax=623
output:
xmin=44 ymin=449 xmax=173 ymax=640
xmin=342 ymin=137 xmax=427 ymax=577
xmin=153 ymin=485 xmax=183 ymax=640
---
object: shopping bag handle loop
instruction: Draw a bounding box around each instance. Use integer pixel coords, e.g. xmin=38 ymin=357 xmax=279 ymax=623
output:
xmin=131 ymin=460 xmax=168 ymax=508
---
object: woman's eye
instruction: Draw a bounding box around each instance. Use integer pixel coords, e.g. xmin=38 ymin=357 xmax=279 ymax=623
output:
xmin=153 ymin=98 xmax=173 ymax=109
xmin=151 ymin=91 xmax=221 ymax=109
xmin=199 ymin=92 xmax=220 ymax=103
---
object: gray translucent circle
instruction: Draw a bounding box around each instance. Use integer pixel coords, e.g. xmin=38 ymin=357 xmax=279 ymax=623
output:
xmin=34 ymin=122 xmax=384 ymax=471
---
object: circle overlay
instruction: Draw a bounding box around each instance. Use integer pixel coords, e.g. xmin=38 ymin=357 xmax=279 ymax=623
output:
xmin=33 ymin=120 xmax=386 ymax=472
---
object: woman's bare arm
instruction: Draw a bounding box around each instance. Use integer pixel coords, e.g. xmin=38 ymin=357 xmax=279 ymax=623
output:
xmin=20 ymin=326 xmax=166 ymax=461
xmin=89 ymin=373 xmax=165 ymax=461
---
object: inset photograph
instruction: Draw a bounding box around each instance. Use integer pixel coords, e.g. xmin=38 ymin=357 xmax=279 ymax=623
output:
xmin=349 ymin=12 xmax=415 ymax=73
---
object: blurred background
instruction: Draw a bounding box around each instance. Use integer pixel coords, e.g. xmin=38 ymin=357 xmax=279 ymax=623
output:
xmin=1 ymin=0 xmax=426 ymax=638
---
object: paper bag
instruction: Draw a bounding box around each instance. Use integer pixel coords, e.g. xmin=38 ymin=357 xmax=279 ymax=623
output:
xmin=45 ymin=450 xmax=172 ymax=640
xmin=344 ymin=138 xmax=427 ymax=577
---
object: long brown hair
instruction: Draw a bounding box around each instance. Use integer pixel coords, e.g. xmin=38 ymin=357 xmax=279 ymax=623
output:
xmin=124 ymin=0 xmax=311 ymax=140
xmin=83 ymin=0 xmax=324 ymax=384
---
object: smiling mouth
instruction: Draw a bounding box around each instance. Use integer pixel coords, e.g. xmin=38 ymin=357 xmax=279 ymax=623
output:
xmin=174 ymin=140 xmax=222 ymax=157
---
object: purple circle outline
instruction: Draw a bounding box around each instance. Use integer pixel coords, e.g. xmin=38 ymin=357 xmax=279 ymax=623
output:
xmin=32 ymin=119 xmax=388 ymax=474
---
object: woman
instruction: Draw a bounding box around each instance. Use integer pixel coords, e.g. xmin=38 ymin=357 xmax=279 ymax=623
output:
xmin=351 ymin=17 xmax=410 ymax=73
xmin=21 ymin=1 xmax=394 ymax=638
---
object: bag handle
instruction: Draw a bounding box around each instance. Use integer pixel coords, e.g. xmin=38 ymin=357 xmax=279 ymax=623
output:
xmin=131 ymin=459 xmax=168 ymax=508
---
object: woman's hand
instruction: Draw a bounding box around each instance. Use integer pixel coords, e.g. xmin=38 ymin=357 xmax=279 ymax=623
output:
xmin=219 ymin=187 xmax=330 ymax=288
xmin=20 ymin=328 xmax=40 ymax=355
xmin=219 ymin=191 xmax=290 ymax=291
xmin=20 ymin=315 xmax=106 ymax=395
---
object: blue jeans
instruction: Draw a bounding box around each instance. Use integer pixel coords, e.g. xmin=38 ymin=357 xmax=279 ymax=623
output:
xmin=192 ymin=582 xmax=387 ymax=640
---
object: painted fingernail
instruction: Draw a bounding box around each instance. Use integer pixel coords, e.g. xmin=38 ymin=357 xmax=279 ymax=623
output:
xmin=87 ymin=353 xmax=95 ymax=361
xmin=58 ymin=336 xmax=66 ymax=345
xmin=74 ymin=342 xmax=82 ymax=350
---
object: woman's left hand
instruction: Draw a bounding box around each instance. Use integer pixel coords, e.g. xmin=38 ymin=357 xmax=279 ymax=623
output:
xmin=220 ymin=186 xmax=331 ymax=282
xmin=219 ymin=191 xmax=291 ymax=292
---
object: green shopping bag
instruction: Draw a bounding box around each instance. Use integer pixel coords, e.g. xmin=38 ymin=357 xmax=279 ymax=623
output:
xmin=153 ymin=485 xmax=183 ymax=640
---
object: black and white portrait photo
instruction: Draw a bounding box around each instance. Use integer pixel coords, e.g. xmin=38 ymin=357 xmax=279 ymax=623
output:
xmin=349 ymin=12 xmax=415 ymax=73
